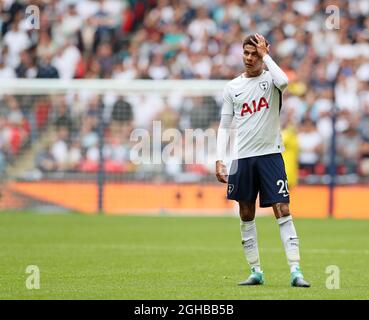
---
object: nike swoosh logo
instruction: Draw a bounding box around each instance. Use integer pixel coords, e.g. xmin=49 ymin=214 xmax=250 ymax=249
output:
xmin=235 ymin=92 xmax=243 ymax=97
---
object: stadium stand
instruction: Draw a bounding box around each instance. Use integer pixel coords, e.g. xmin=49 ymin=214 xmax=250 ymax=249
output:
xmin=0 ymin=0 xmax=368 ymax=185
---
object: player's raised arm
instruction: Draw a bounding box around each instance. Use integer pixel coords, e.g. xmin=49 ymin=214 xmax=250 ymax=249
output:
xmin=251 ymin=33 xmax=289 ymax=91
xmin=215 ymin=86 xmax=234 ymax=184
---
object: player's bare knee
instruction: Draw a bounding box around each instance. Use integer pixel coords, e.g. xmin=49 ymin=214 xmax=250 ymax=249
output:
xmin=279 ymin=203 xmax=290 ymax=217
xmin=239 ymin=207 xmax=251 ymax=221
xmin=239 ymin=201 xmax=255 ymax=221
xmin=273 ymin=203 xmax=291 ymax=218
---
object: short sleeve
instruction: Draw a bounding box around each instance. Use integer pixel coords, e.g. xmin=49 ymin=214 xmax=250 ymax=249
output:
xmin=221 ymin=85 xmax=234 ymax=115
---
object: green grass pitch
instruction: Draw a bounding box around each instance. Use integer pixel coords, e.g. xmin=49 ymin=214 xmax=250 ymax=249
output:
xmin=1 ymin=212 xmax=368 ymax=300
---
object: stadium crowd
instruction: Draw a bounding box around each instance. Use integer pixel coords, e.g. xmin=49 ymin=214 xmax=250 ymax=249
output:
xmin=0 ymin=0 xmax=368 ymax=182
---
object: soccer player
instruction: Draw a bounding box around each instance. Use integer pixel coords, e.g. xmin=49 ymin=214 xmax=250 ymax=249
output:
xmin=215 ymin=34 xmax=310 ymax=288
xmin=282 ymin=115 xmax=299 ymax=189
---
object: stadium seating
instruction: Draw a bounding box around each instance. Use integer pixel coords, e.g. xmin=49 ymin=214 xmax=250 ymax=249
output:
xmin=0 ymin=0 xmax=368 ymax=184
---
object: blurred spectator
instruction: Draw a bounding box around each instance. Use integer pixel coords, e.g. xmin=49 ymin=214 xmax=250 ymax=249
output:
xmin=84 ymin=57 xmax=102 ymax=78
xmin=68 ymin=138 xmax=82 ymax=171
xmin=111 ymin=97 xmax=133 ymax=123
xmin=297 ymin=118 xmax=324 ymax=175
xmin=282 ymin=116 xmax=299 ymax=188
xmin=0 ymin=114 xmax=9 ymax=174
xmin=0 ymin=55 xmax=16 ymax=78
xmin=36 ymin=29 xmax=58 ymax=60
xmin=190 ymin=96 xmax=219 ymax=130
xmin=36 ymin=54 xmax=59 ymax=78
xmin=2 ymin=95 xmax=29 ymax=156
xmin=52 ymin=37 xmax=81 ymax=79
xmin=86 ymin=95 xmax=102 ymax=126
xmin=359 ymin=100 xmax=369 ymax=177
xmin=187 ymin=7 xmax=216 ymax=41
xmin=335 ymin=74 xmax=360 ymax=113
xmin=96 ymin=42 xmax=115 ymax=77
xmin=36 ymin=145 xmax=57 ymax=172
xmin=56 ymin=4 xmax=83 ymax=46
xmin=15 ymin=50 xmax=37 ymax=78
xmin=80 ymin=116 xmax=98 ymax=150
xmin=148 ymin=52 xmax=169 ymax=79
xmin=336 ymin=123 xmax=362 ymax=175
xmin=154 ymin=99 xmax=179 ymax=131
xmin=2 ymin=22 xmax=31 ymax=68
xmin=50 ymin=125 xmax=69 ymax=171
xmin=310 ymin=63 xmax=332 ymax=92
xmin=112 ymin=60 xmax=137 ymax=79
xmin=53 ymin=97 xmax=74 ymax=132
xmin=90 ymin=0 xmax=121 ymax=52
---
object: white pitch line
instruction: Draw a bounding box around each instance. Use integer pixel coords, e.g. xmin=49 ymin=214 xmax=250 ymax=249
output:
xmin=5 ymin=243 xmax=368 ymax=255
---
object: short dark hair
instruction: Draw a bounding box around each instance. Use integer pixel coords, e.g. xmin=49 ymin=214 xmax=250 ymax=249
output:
xmin=243 ymin=34 xmax=269 ymax=48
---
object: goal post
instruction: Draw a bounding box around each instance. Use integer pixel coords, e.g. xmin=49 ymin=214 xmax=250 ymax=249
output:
xmin=0 ymin=79 xmax=237 ymax=215
xmin=0 ymin=79 xmax=227 ymax=96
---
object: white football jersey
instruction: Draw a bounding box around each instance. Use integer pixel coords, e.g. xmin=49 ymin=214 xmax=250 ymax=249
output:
xmin=221 ymin=69 xmax=285 ymax=159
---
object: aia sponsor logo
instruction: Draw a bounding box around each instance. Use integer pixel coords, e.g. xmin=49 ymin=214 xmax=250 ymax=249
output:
xmin=240 ymin=97 xmax=269 ymax=116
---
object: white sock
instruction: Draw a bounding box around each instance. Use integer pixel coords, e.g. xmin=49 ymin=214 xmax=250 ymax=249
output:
xmin=240 ymin=219 xmax=262 ymax=273
xmin=277 ymin=215 xmax=301 ymax=273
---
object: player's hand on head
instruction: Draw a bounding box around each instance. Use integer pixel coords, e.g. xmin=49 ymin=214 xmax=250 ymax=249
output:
xmin=250 ymin=33 xmax=269 ymax=58
xmin=215 ymin=160 xmax=228 ymax=184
